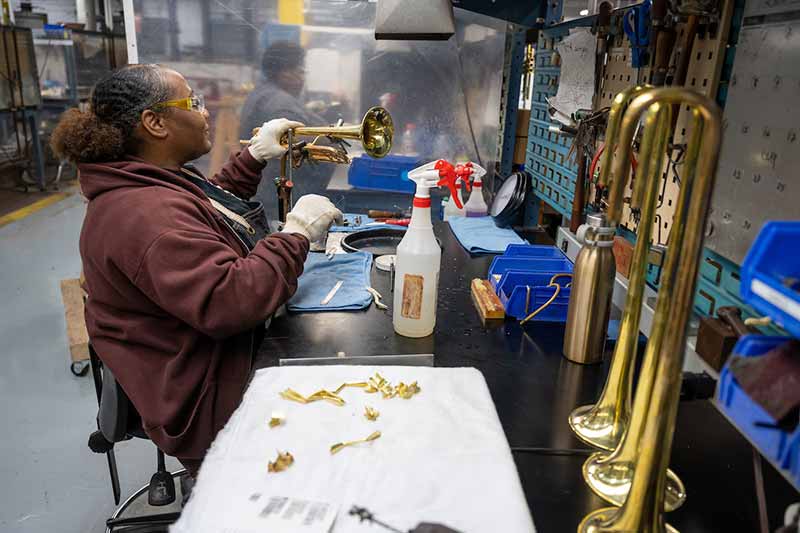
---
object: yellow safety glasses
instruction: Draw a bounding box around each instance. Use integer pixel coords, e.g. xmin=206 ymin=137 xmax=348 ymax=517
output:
xmin=153 ymin=94 xmax=205 ymax=113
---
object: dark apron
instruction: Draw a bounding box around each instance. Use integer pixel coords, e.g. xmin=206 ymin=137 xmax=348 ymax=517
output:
xmin=181 ymin=166 xmax=269 ymax=250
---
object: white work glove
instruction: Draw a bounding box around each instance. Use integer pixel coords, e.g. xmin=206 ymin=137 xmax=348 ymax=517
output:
xmin=281 ymin=194 xmax=344 ymax=243
xmin=246 ymin=118 xmax=304 ymax=163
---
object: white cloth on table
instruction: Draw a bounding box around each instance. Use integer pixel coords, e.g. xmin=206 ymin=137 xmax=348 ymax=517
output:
xmin=171 ymin=365 xmax=536 ymax=533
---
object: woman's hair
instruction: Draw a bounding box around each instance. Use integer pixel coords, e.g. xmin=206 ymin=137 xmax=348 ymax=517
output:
xmin=50 ymin=64 xmax=173 ymax=164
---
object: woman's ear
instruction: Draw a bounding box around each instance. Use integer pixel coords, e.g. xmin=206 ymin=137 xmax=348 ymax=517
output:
xmin=140 ymin=109 xmax=169 ymax=140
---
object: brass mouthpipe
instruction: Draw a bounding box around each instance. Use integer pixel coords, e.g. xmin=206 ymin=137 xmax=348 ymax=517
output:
xmin=579 ymin=88 xmax=722 ymax=532
xmin=568 ymin=102 xmax=673 ymax=452
xmin=597 ymin=85 xmax=649 ymax=193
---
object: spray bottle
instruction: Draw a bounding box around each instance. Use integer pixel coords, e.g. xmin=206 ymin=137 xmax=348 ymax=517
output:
xmin=393 ymin=160 xmax=462 ymax=337
xmin=442 ymin=175 xmax=471 ymax=220
xmin=463 ymin=162 xmax=489 ymax=217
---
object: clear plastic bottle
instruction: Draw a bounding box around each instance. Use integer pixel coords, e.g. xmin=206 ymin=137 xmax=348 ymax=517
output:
xmin=464 ymin=173 xmax=488 ymax=217
xmin=392 ymin=161 xmax=449 ymax=337
xmin=442 ymin=179 xmax=466 ymax=221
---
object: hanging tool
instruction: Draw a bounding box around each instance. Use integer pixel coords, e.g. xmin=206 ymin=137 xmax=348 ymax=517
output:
xmin=623 ymin=0 xmax=651 ymax=69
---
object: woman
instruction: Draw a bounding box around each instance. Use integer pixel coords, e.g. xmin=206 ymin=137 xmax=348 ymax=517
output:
xmin=52 ymin=64 xmax=342 ymax=476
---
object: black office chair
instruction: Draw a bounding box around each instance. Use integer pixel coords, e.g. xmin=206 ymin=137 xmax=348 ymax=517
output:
xmin=87 ymin=344 xmax=185 ymax=532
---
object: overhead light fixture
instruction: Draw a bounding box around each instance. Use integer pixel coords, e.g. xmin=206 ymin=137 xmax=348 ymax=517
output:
xmin=375 ymin=0 xmax=455 ymax=41
xmin=580 ymin=9 xmax=590 ymax=15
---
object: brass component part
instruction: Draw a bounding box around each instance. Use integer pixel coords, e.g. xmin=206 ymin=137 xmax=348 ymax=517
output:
xmin=240 ymin=106 xmax=394 ymax=163
xmin=576 ymin=87 xmax=722 ymax=532
xmin=268 ymin=412 xmax=285 ymax=428
xmin=330 ymin=430 xmax=382 ymax=455
xmin=364 ymin=406 xmax=380 ymax=421
xmin=333 ymin=382 xmax=370 ymax=394
xmin=280 ymin=388 xmax=346 ymax=406
xmin=268 ymin=451 xmax=294 ymax=473
xmin=363 ymin=373 xmax=421 ymax=399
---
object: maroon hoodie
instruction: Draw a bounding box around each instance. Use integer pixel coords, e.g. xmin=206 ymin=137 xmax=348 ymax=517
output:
xmin=79 ymin=149 xmax=309 ymax=464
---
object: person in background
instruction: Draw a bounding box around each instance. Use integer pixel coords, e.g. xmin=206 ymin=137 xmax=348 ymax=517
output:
xmin=240 ymin=40 xmax=336 ymax=221
xmin=51 ymin=64 xmax=342 ymax=480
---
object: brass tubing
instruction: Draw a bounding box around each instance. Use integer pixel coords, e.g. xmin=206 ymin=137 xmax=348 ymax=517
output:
xmin=578 ymin=88 xmax=722 ymax=532
xmin=597 ymin=86 xmax=648 ymax=191
xmin=568 ymin=102 xmax=672 ymax=452
xmin=583 ymin=93 xmax=698 ymax=512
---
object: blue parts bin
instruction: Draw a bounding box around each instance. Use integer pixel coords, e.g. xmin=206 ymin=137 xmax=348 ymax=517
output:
xmin=497 ymin=271 xmax=573 ymax=321
xmin=717 ymin=335 xmax=800 ymax=487
xmin=487 ymin=244 xmax=574 ymax=322
xmin=488 ymin=245 xmax=573 ymax=290
xmin=347 ymin=154 xmax=420 ymax=194
xmin=740 ymin=221 xmax=800 ymax=338
xmin=717 ymin=221 xmax=800 ymax=489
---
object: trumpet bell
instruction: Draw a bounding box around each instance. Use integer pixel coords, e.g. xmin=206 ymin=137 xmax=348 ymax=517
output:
xmin=360 ymin=106 xmax=393 ymax=158
xmin=578 ymin=506 xmax=679 ymax=533
xmin=582 ymin=451 xmax=686 ymax=512
xmin=568 ymin=404 xmax=627 ymax=452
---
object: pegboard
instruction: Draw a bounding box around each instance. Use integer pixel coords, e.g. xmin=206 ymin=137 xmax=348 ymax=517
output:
xmin=705 ymin=18 xmax=800 ymax=265
xmin=525 ymin=27 xmax=582 ymax=219
xmin=594 ymin=0 xmax=734 ymax=244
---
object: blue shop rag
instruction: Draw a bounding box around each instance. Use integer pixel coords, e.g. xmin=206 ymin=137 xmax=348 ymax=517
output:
xmin=448 ymin=216 xmax=526 ymax=254
xmin=288 ymin=251 xmax=374 ymax=312
xmin=330 ymin=213 xmax=407 ymax=233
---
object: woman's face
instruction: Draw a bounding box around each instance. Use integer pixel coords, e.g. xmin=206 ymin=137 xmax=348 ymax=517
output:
xmin=161 ymin=69 xmax=212 ymax=161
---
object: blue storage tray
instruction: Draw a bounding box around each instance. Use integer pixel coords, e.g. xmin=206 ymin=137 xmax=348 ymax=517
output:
xmin=740 ymin=222 xmax=800 ymax=338
xmin=347 ymin=154 xmax=420 ymax=194
xmin=717 ymin=335 xmax=799 ymax=480
xmin=488 ymin=256 xmax=574 ymax=290
xmin=502 ymin=243 xmax=567 ymax=259
xmin=497 ymin=271 xmax=572 ymax=321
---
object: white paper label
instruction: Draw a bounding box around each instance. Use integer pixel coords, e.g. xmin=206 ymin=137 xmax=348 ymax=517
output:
xmin=248 ymin=496 xmax=337 ymax=533
xmin=751 ymin=278 xmax=800 ymax=322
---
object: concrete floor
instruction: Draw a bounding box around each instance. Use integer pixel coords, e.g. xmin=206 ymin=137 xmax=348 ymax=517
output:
xmin=0 ymin=191 xmax=181 ymax=533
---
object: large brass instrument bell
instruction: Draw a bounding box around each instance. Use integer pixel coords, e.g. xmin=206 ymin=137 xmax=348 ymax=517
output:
xmin=578 ymin=87 xmax=722 ymax=532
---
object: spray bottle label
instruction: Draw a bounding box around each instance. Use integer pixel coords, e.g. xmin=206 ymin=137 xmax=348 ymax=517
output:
xmin=401 ymin=274 xmax=424 ymax=319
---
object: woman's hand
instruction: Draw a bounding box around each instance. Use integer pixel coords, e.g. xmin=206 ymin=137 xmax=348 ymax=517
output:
xmin=247 ymin=118 xmax=304 ymax=162
xmin=281 ymin=195 xmax=344 ymax=243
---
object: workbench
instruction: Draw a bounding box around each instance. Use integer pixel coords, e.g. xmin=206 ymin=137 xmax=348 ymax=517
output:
xmin=257 ymin=221 xmax=798 ymax=532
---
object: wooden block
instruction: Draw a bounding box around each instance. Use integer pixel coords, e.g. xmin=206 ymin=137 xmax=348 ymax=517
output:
xmin=613 ymin=236 xmax=634 ymax=279
xmin=60 ymin=278 xmax=89 ymax=363
xmin=471 ymin=279 xmax=505 ymax=322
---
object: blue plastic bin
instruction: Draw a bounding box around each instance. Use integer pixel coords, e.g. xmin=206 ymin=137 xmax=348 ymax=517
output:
xmin=740 ymin=222 xmax=800 ymax=338
xmin=497 ymin=271 xmax=572 ymax=321
xmin=501 ymin=243 xmax=567 ymax=259
xmin=488 ymin=256 xmax=574 ymax=290
xmin=717 ymin=335 xmax=799 ymax=477
xmin=347 ymin=154 xmax=420 ymax=194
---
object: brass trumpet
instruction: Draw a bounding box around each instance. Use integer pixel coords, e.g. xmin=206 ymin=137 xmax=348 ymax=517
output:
xmin=578 ymin=87 xmax=722 ymax=532
xmin=240 ymin=106 xmax=394 ymax=164
xmin=568 ymin=86 xmax=653 ymax=451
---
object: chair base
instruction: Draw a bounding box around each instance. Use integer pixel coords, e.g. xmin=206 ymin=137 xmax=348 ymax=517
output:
xmin=105 ymin=469 xmax=186 ymax=533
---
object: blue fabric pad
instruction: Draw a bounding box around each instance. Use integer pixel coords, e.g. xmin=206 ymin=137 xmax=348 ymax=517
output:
xmin=288 ymin=251 xmax=373 ymax=312
xmin=448 ymin=216 xmax=526 ymax=254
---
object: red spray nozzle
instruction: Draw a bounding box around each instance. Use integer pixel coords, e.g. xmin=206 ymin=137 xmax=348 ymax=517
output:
xmin=455 ymin=162 xmax=475 ymax=192
xmin=434 ymin=159 xmax=466 ymax=209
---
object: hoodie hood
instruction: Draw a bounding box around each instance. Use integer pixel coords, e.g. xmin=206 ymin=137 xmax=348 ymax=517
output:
xmin=79 ymin=158 xmax=206 ymax=202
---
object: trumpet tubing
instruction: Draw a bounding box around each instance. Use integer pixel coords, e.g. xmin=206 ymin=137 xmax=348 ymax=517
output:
xmin=568 ymin=85 xmax=653 ymax=450
xmin=577 ymin=88 xmax=722 ymax=533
